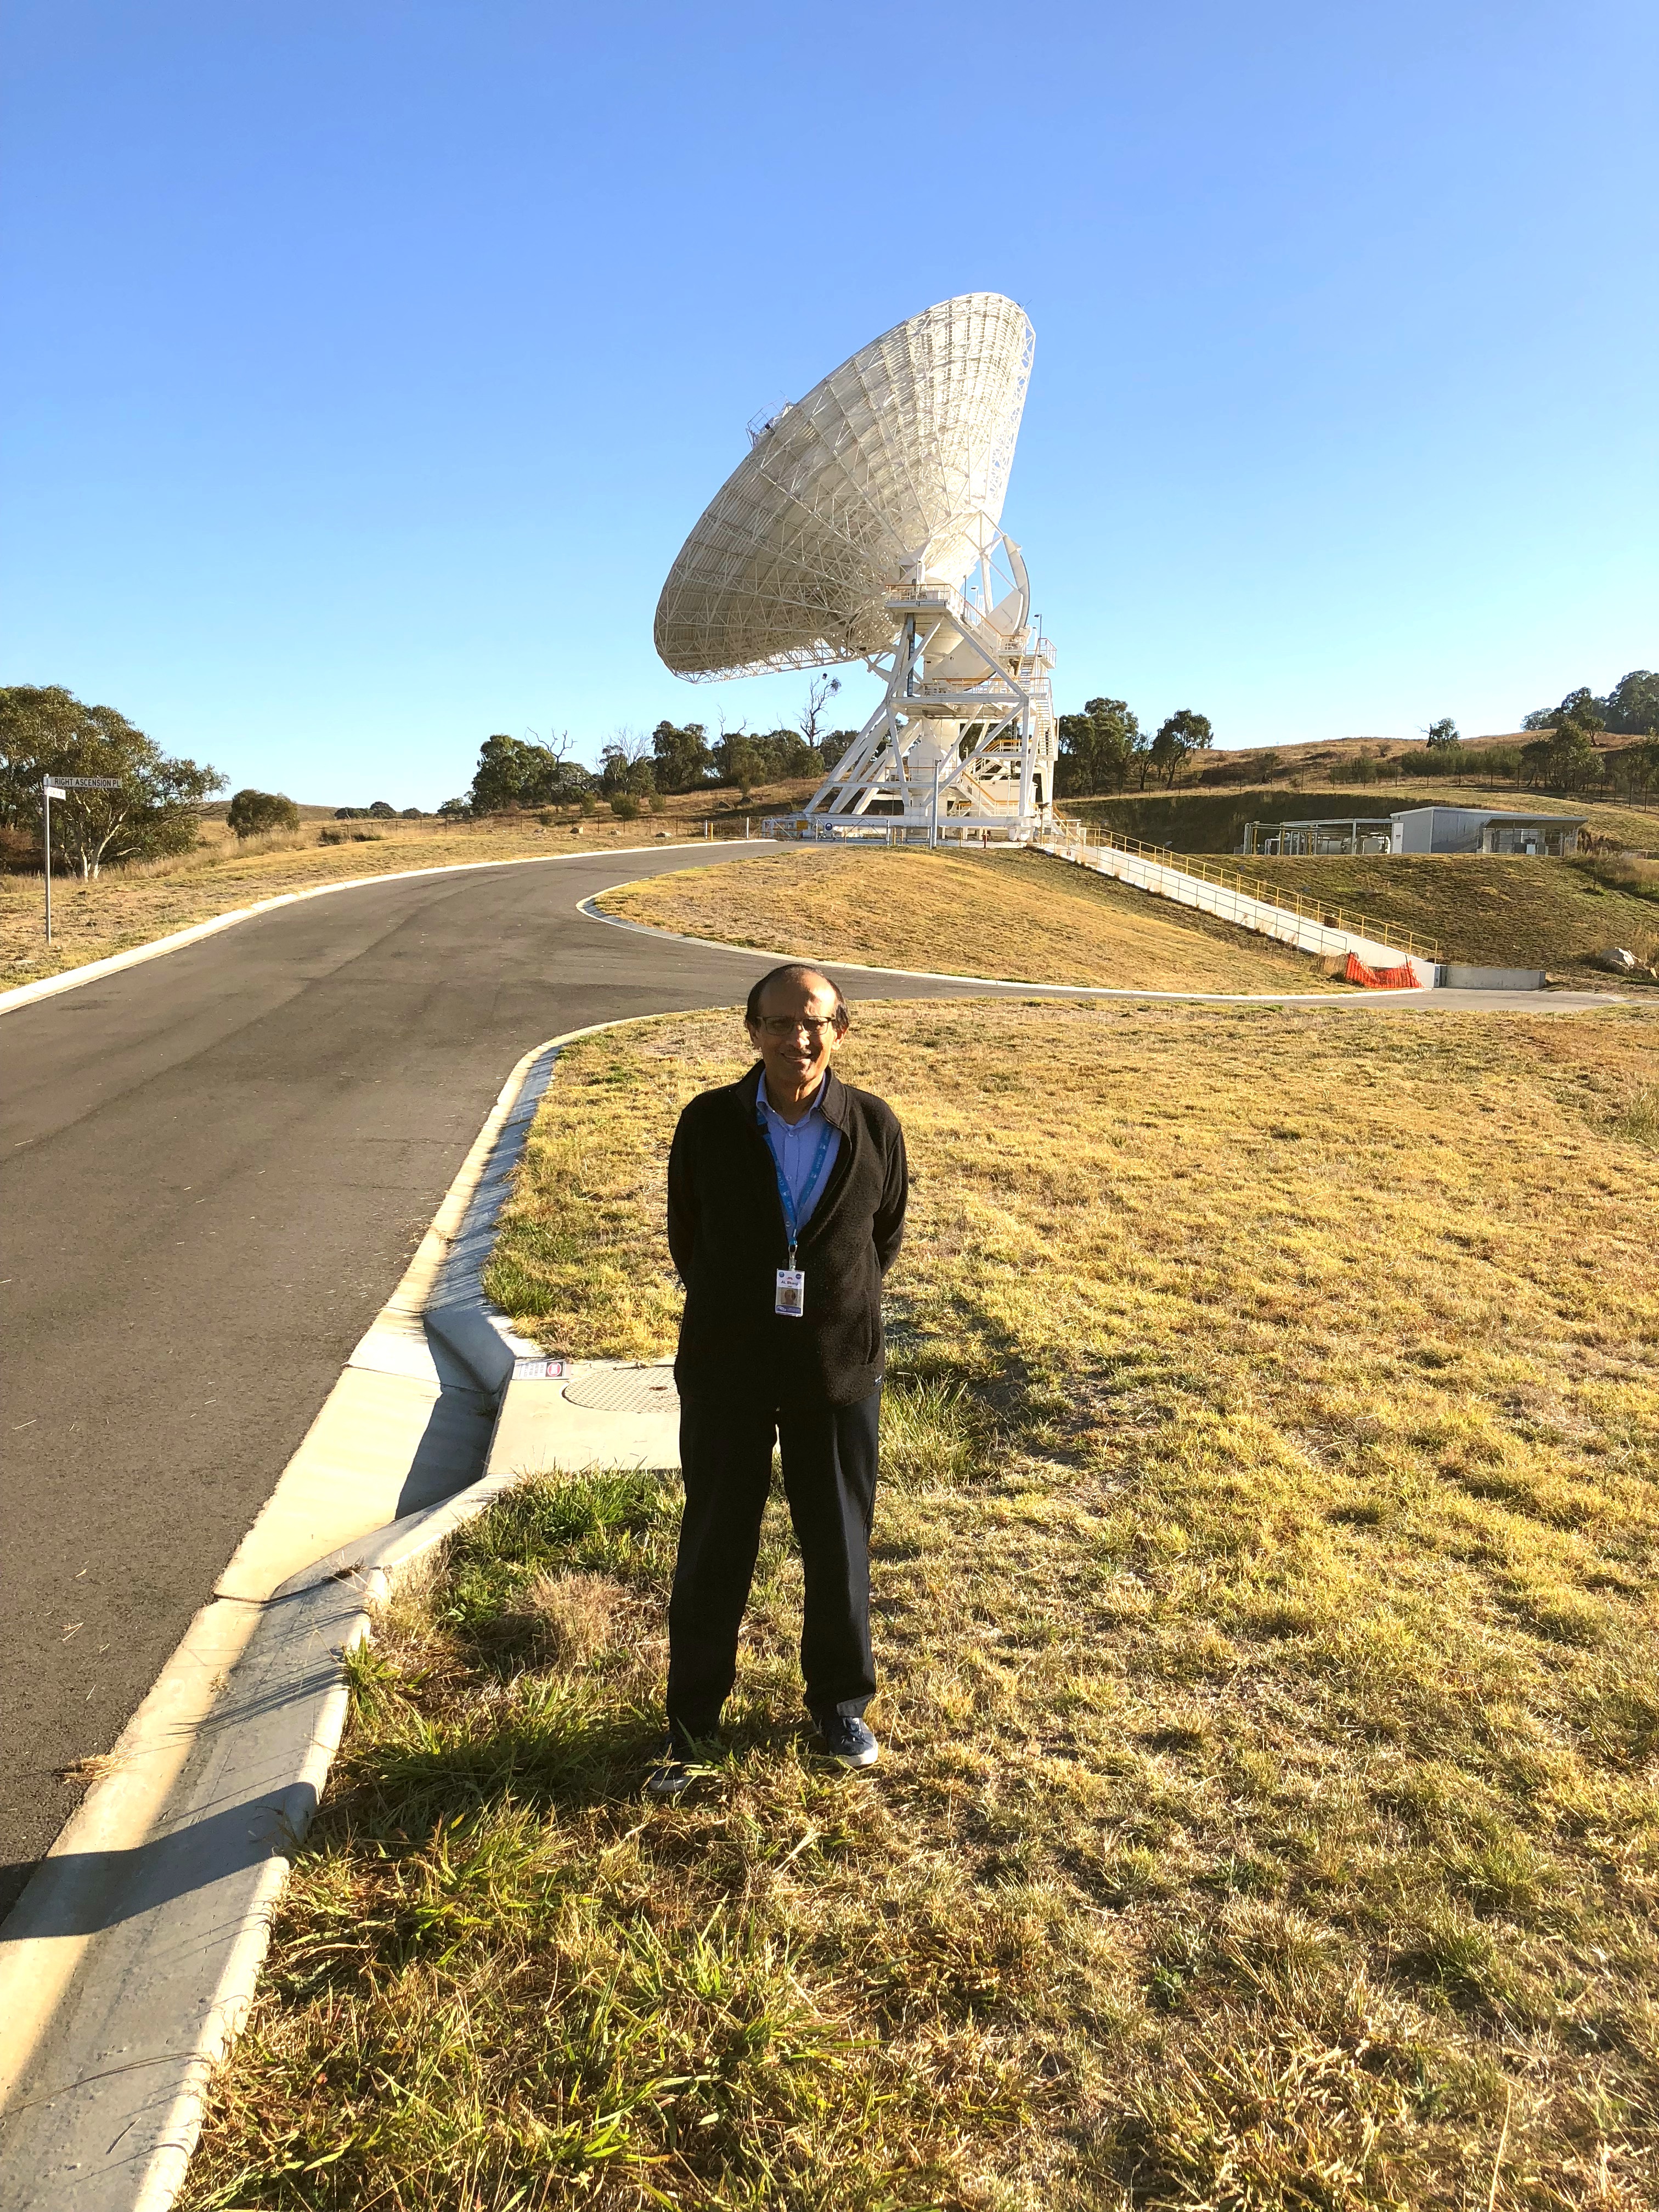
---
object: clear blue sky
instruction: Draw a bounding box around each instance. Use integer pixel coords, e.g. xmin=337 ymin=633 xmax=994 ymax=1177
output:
xmin=3 ymin=1 xmax=1654 ymax=806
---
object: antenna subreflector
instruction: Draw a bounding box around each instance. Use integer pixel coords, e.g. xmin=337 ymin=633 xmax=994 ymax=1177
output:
xmin=653 ymin=291 xmax=1059 ymax=843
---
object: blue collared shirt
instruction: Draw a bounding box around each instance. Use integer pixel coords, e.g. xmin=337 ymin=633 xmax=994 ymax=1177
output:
xmin=757 ymin=1074 xmax=841 ymax=1235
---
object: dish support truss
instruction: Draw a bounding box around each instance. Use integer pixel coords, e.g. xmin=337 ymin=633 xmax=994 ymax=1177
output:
xmin=765 ymin=520 xmax=1058 ymax=845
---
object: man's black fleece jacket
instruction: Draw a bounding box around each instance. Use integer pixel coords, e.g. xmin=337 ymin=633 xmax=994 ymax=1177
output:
xmin=667 ymin=1060 xmax=909 ymax=1409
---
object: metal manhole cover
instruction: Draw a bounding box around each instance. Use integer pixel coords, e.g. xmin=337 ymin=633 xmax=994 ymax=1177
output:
xmin=562 ymin=1365 xmax=679 ymax=1415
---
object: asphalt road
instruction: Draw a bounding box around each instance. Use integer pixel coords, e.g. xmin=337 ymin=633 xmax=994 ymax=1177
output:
xmin=0 ymin=841 xmax=1085 ymax=1910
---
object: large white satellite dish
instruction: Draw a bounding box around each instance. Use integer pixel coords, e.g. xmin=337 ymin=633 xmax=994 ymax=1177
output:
xmin=653 ymin=291 xmax=1059 ymax=843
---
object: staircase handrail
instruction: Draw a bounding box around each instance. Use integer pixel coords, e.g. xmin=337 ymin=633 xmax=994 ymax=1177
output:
xmin=1044 ymin=819 xmax=1442 ymax=963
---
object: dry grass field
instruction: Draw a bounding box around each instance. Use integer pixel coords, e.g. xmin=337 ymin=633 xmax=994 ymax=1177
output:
xmin=0 ymin=803 xmax=749 ymax=990
xmin=597 ymin=847 xmax=1347 ymax=995
xmin=184 ymin=999 xmax=1659 ymax=2210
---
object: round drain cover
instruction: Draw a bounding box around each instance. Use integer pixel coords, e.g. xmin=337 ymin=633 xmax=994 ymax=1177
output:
xmin=562 ymin=1365 xmax=679 ymax=1415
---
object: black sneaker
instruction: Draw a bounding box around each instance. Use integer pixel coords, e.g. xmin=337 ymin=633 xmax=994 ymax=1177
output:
xmin=820 ymin=1716 xmax=879 ymax=1769
xmin=646 ymin=1731 xmax=715 ymax=1798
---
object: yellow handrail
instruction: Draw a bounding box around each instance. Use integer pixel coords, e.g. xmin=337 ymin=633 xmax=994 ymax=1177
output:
xmin=1046 ymin=819 xmax=1442 ymax=964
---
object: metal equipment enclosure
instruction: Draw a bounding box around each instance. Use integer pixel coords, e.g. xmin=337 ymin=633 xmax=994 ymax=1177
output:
xmin=1244 ymin=807 xmax=1587 ymax=858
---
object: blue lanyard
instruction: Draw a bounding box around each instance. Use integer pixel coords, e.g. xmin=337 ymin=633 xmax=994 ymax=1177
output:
xmin=758 ymin=1102 xmax=836 ymax=1263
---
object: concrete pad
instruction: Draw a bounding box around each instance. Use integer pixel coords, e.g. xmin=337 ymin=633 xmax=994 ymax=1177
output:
xmin=487 ymin=1361 xmax=681 ymax=1479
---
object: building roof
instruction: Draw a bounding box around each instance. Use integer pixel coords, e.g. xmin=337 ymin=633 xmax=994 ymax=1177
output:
xmin=1389 ymin=805 xmax=1588 ymax=825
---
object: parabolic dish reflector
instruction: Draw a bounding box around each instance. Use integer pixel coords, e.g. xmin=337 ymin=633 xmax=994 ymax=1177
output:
xmin=654 ymin=291 xmax=1034 ymax=681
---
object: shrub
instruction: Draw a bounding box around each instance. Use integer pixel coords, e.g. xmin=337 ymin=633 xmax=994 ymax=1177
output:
xmin=1478 ymin=744 xmax=1523 ymax=787
xmin=227 ymin=788 xmax=300 ymax=838
xmin=610 ymin=793 xmax=641 ymax=820
xmin=367 ymin=800 xmax=396 ymax=818
xmin=579 ymin=792 xmax=599 ymax=818
xmin=400 ymin=806 xmax=421 ymax=819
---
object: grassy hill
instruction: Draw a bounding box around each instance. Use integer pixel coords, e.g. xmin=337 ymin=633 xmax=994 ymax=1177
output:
xmin=598 ymin=846 xmax=1347 ymax=994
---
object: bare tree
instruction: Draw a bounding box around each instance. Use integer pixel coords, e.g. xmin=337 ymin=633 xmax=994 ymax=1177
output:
xmin=523 ymin=726 xmax=578 ymax=764
xmin=798 ymin=675 xmax=842 ymax=748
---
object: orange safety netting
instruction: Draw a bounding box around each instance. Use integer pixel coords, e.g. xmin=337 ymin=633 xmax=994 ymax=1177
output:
xmin=1345 ymin=951 xmax=1419 ymax=990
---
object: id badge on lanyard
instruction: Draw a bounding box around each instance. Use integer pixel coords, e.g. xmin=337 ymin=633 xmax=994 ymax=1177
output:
xmin=762 ymin=1105 xmax=835 ymax=1320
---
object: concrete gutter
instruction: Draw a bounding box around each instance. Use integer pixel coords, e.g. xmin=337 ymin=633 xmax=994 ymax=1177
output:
xmin=0 ymin=1017 xmax=668 ymax=2209
xmin=0 ymin=842 xmax=748 ymax=1018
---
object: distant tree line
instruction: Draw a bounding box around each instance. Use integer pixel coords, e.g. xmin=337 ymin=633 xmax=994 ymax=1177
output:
xmin=1508 ymin=674 xmax=1659 ymax=800
xmin=456 ymin=687 xmax=856 ymax=819
xmin=1056 ymin=699 xmax=1215 ymax=794
xmin=1056 ymin=669 xmax=1658 ymax=807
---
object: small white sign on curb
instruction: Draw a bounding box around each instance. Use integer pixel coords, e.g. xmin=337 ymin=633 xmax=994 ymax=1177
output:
xmin=512 ymin=1355 xmax=568 ymax=1379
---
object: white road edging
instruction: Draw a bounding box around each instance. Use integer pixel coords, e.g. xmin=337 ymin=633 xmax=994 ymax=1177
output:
xmin=0 ymin=1015 xmax=643 ymax=2209
xmin=577 ymin=893 xmax=1356 ymax=1002
xmin=0 ymin=842 xmax=738 ymax=1018
xmin=577 ymin=893 xmax=1631 ymax=1015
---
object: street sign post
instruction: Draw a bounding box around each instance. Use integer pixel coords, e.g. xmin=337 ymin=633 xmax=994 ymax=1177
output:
xmin=41 ymin=776 xmax=122 ymax=944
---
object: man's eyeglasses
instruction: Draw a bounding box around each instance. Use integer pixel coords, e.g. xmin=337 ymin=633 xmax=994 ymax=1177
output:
xmin=755 ymin=1015 xmax=838 ymax=1039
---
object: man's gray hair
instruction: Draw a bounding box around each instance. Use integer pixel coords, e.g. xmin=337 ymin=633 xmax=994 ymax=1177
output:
xmin=745 ymin=963 xmax=849 ymax=1031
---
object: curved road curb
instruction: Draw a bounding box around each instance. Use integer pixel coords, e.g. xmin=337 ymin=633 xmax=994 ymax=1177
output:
xmin=0 ymin=1014 xmax=651 ymax=2209
xmin=577 ymin=893 xmax=1633 ymax=1012
xmin=0 ymin=841 xmax=740 ymax=1018
xmin=578 ymin=890 xmax=1354 ymax=1001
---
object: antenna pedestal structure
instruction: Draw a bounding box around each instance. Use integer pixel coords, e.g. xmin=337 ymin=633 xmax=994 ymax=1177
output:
xmin=771 ymin=521 xmax=1057 ymax=844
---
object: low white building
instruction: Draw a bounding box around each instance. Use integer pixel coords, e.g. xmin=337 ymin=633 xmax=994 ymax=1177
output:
xmin=1244 ymin=806 xmax=1586 ymax=858
xmin=1390 ymin=806 xmax=1584 ymax=856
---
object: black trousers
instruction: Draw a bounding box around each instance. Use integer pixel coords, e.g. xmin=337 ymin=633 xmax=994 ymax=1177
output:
xmin=666 ymin=1386 xmax=881 ymax=1742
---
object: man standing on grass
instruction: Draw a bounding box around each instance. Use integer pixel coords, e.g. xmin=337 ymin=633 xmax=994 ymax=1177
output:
xmin=652 ymin=962 xmax=909 ymax=1795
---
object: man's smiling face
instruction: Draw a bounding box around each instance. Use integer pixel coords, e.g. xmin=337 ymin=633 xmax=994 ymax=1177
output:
xmin=747 ymin=969 xmax=845 ymax=1109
